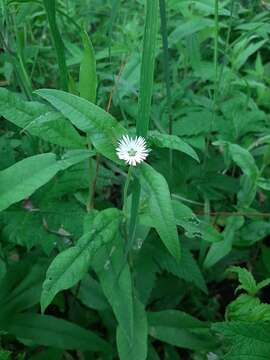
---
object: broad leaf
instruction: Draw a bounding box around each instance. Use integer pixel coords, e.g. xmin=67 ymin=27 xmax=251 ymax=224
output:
xmin=41 ymin=208 xmax=121 ymax=312
xmin=0 ymin=88 xmax=85 ymax=148
xmin=149 ymin=132 xmax=199 ymax=162
xmin=117 ymin=299 xmax=148 ymax=360
xmin=36 ymin=89 xmax=126 ymax=162
xmin=213 ymin=321 xmax=270 ymax=359
xmin=92 ymin=235 xmax=134 ymax=341
xmin=0 ymin=150 xmax=92 ymax=212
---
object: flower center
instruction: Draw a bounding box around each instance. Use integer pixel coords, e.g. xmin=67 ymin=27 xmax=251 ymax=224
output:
xmin=128 ymin=148 xmax=137 ymax=157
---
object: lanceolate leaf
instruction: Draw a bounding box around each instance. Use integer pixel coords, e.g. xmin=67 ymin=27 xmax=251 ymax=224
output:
xmin=35 ymin=89 xmax=126 ymax=162
xmin=148 ymin=310 xmax=217 ymax=351
xmin=137 ymin=163 xmax=181 ymax=261
xmin=0 ymin=88 xmax=85 ymax=148
xmin=93 ymin=240 xmax=134 ymax=342
xmin=137 ymin=0 xmax=159 ymax=137
xmin=149 ymin=132 xmax=200 ymax=162
xmin=203 ymin=216 xmax=244 ymax=268
xmin=229 ymin=143 xmax=259 ymax=181
xmin=41 ymin=208 xmax=121 ymax=312
xmin=0 ymin=150 xmax=92 ymax=212
xmin=117 ymin=299 xmax=148 ymax=360
xmin=6 ymin=313 xmax=111 ymax=352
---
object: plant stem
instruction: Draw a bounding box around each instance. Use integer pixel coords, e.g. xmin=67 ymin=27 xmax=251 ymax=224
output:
xmin=123 ymin=166 xmax=133 ymax=217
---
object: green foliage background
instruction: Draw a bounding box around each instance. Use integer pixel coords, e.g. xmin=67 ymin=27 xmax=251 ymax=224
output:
xmin=1 ymin=0 xmax=270 ymax=359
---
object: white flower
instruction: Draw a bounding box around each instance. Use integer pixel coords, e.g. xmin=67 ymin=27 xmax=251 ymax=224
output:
xmin=116 ymin=135 xmax=149 ymax=166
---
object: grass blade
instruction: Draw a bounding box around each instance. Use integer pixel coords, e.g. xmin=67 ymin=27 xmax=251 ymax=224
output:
xmin=43 ymin=0 xmax=69 ymax=91
xmin=136 ymin=0 xmax=159 ymax=137
xmin=128 ymin=0 xmax=159 ymax=254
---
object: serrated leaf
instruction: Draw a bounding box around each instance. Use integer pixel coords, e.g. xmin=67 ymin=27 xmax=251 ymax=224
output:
xmin=137 ymin=163 xmax=181 ymax=261
xmin=0 ymin=150 xmax=92 ymax=212
xmin=149 ymin=132 xmax=199 ymax=162
xmin=2 ymin=209 xmax=56 ymax=252
xmin=226 ymin=294 xmax=270 ymax=321
xmin=35 ymin=89 xmax=126 ymax=163
xmin=212 ymin=321 xmax=270 ymax=360
xmin=41 ymin=208 xmax=120 ymax=312
xmin=117 ymin=299 xmax=148 ymax=360
xmin=228 ymin=266 xmax=257 ymax=295
xmin=229 ymin=143 xmax=259 ymax=181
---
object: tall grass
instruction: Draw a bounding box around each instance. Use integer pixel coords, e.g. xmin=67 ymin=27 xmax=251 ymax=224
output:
xmin=127 ymin=0 xmax=159 ymax=254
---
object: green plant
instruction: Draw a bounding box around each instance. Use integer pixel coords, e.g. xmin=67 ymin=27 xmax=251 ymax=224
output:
xmin=1 ymin=0 xmax=270 ymax=359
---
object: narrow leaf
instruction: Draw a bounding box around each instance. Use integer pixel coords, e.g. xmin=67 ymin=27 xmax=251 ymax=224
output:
xmin=6 ymin=313 xmax=111 ymax=352
xmin=79 ymin=29 xmax=97 ymax=103
xmin=137 ymin=0 xmax=159 ymax=137
xmin=137 ymin=163 xmax=181 ymax=260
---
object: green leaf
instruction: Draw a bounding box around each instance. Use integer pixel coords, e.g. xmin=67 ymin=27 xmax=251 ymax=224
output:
xmin=6 ymin=313 xmax=111 ymax=352
xmin=137 ymin=163 xmax=181 ymax=261
xmin=233 ymin=39 xmax=267 ymax=70
xmin=0 ymin=150 xmax=92 ymax=212
xmin=149 ymin=132 xmax=200 ymax=162
xmin=256 ymin=278 xmax=270 ymax=292
xmin=2 ymin=209 xmax=56 ymax=252
xmin=169 ymin=18 xmax=214 ymax=46
xmin=79 ymin=29 xmax=97 ymax=103
xmin=228 ymin=266 xmax=257 ymax=295
xmin=229 ymin=144 xmax=259 ymax=181
xmin=93 ymin=239 xmax=134 ymax=342
xmin=134 ymin=244 xmax=159 ymax=304
xmin=41 ymin=208 xmax=121 ymax=312
xmin=76 ymin=274 xmax=109 ymax=311
xmin=203 ymin=216 xmax=244 ymax=268
xmin=212 ymin=321 xmax=270 ymax=359
xmin=117 ymin=299 xmax=148 ymax=360
xmin=148 ymin=310 xmax=217 ymax=351
xmin=0 ymin=259 xmax=6 ymax=284
xmin=151 ymin=242 xmax=207 ymax=293
xmin=35 ymin=89 xmax=126 ymax=162
xmin=43 ymin=0 xmax=69 ymax=91
xmin=226 ymin=294 xmax=270 ymax=321
xmin=137 ymin=0 xmax=159 ymax=137
xmin=0 ymin=257 xmax=48 ymax=322
xmin=0 ymin=88 xmax=84 ymax=149
xmin=172 ymin=200 xmax=222 ymax=243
